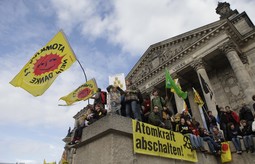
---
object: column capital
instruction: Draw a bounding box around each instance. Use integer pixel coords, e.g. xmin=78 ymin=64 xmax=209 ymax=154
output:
xmin=218 ymin=41 xmax=237 ymax=54
xmin=191 ymin=58 xmax=205 ymax=71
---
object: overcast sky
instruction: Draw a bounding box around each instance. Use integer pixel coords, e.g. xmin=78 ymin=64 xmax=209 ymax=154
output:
xmin=0 ymin=0 xmax=254 ymax=163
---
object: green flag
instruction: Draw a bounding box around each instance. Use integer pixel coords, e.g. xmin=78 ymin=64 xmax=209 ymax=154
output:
xmin=165 ymin=69 xmax=187 ymax=99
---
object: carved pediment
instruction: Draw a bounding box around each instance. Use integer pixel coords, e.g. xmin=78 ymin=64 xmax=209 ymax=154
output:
xmin=128 ymin=19 xmax=226 ymax=85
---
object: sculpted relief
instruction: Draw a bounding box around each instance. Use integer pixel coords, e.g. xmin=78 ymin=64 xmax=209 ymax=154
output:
xmin=217 ymin=67 xmax=245 ymax=111
xmin=132 ymin=32 xmax=206 ymax=85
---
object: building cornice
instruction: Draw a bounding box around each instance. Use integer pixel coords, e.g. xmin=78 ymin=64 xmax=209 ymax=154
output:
xmin=127 ymin=11 xmax=255 ymax=89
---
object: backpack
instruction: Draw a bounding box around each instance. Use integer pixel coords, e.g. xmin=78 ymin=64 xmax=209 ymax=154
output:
xmin=100 ymin=91 xmax=107 ymax=105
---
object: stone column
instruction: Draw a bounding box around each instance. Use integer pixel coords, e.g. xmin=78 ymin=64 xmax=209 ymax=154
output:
xmin=192 ymin=59 xmax=217 ymax=116
xmin=219 ymin=41 xmax=255 ymax=105
xmin=187 ymin=87 xmax=204 ymax=128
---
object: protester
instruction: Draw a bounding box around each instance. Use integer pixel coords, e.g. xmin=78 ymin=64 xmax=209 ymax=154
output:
xmin=68 ymin=105 xmax=93 ymax=145
xmin=186 ymin=119 xmax=206 ymax=152
xmin=150 ymin=88 xmax=166 ymax=120
xmin=91 ymin=88 xmax=107 ymax=108
xmin=179 ymin=117 xmax=191 ymax=134
xmin=199 ymin=128 xmax=221 ymax=155
xmin=124 ymin=80 xmax=142 ymax=121
xmin=217 ymin=106 xmax=229 ymax=141
xmin=227 ymin=123 xmax=242 ymax=154
xmin=240 ymin=120 xmax=254 ymax=153
xmin=107 ymin=85 xmax=122 ymax=115
xmin=141 ymin=95 xmax=150 ymax=123
xmin=180 ymin=110 xmax=192 ymax=121
xmin=148 ymin=105 xmax=165 ymax=128
xmin=162 ymin=106 xmax=173 ymax=130
xmin=89 ymin=103 xmax=107 ymax=124
xmin=225 ymin=106 xmax=240 ymax=127
xmin=136 ymin=89 xmax=144 ymax=120
xmin=172 ymin=113 xmax=181 ymax=132
xmin=239 ymin=104 xmax=254 ymax=126
xmin=212 ymin=126 xmax=225 ymax=154
xmin=206 ymin=111 xmax=217 ymax=133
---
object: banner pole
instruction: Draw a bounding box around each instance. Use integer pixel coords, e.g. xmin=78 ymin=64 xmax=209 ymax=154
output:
xmin=76 ymin=59 xmax=88 ymax=82
xmin=76 ymin=59 xmax=90 ymax=104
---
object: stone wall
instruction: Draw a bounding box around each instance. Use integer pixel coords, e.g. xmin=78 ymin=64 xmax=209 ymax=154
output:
xmin=210 ymin=64 xmax=246 ymax=112
xmin=70 ymin=114 xmax=255 ymax=164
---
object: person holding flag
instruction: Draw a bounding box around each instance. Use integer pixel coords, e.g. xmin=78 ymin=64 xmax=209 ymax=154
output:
xmin=150 ymin=88 xmax=166 ymax=120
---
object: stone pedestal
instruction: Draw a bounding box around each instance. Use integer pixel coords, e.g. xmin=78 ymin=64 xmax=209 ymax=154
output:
xmin=66 ymin=114 xmax=255 ymax=164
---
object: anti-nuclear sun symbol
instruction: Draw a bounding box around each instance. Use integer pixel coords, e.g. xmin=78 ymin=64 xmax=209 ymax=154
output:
xmin=33 ymin=53 xmax=63 ymax=75
xmin=77 ymin=88 xmax=92 ymax=99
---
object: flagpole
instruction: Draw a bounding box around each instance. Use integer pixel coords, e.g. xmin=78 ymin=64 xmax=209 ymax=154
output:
xmin=76 ymin=59 xmax=91 ymax=104
xmin=76 ymin=59 xmax=88 ymax=82
xmin=59 ymin=30 xmax=91 ymax=105
xmin=198 ymin=105 xmax=209 ymax=131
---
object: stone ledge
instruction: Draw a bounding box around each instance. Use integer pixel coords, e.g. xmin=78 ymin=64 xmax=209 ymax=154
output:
xmin=77 ymin=114 xmax=132 ymax=147
xmin=72 ymin=114 xmax=255 ymax=164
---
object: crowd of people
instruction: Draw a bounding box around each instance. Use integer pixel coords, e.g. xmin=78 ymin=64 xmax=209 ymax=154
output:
xmin=67 ymin=79 xmax=255 ymax=157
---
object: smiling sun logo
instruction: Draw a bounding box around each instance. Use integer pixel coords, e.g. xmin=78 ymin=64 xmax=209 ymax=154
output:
xmin=33 ymin=53 xmax=63 ymax=76
xmin=77 ymin=88 xmax=92 ymax=99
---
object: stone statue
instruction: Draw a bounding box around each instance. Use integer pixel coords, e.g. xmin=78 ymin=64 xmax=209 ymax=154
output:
xmin=215 ymin=2 xmax=238 ymax=19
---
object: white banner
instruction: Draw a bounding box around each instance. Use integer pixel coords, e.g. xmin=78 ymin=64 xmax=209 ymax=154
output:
xmin=109 ymin=73 xmax=126 ymax=91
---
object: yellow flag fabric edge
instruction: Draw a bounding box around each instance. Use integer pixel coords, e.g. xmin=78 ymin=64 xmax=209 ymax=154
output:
xmin=9 ymin=30 xmax=77 ymax=97
xmin=60 ymin=78 xmax=98 ymax=106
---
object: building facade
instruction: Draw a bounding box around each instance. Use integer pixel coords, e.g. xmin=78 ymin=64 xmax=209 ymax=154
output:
xmin=63 ymin=2 xmax=255 ymax=163
xmin=126 ymin=2 xmax=255 ymax=122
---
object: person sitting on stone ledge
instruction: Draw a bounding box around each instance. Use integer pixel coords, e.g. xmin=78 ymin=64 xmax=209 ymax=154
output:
xmin=148 ymin=105 xmax=165 ymax=128
xmin=179 ymin=117 xmax=205 ymax=152
xmin=180 ymin=109 xmax=192 ymax=122
xmin=68 ymin=105 xmax=93 ymax=145
xmin=240 ymin=119 xmax=254 ymax=153
xmin=186 ymin=119 xmax=207 ymax=152
xmin=206 ymin=110 xmax=217 ymax=133
xmin=172 ymin=113 xmax=181 ymax=132
xmin=217 ymin=106 xmax=229 ymax=141
xmin=225 ymin=106 xmax=240 ymax=129
xmin=199 ymin=128 xmax=221 ymax=156
xmin=162 ymin=106 xmax=173 ymax=130
xmin=212 ymin=126 xmax=225 ymax=155
xmin=88 ymin=103 xmax=107 ymax=124
xmin=227 ymin=122 xmax=243 ymax=155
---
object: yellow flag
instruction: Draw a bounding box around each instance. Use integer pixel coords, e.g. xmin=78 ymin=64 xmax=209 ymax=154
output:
xmin=183 ymin=99 xmax=188 ymax=112
xmin=192 ymin=88 xmax=204 ymax=107
xmin=10 ymin=30 xmax=77 ymax=96
xmin=60 ymin=78 xmax=98 ymax=105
